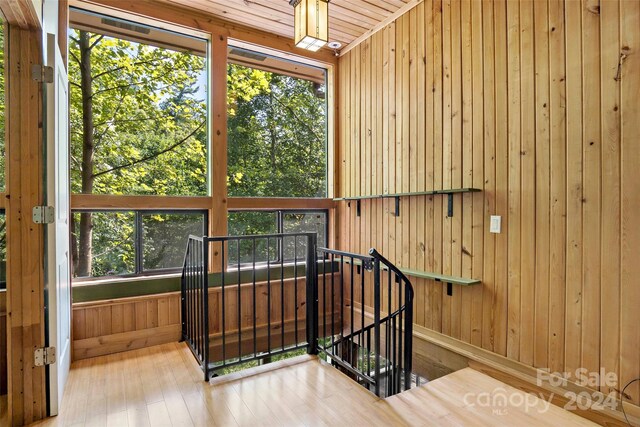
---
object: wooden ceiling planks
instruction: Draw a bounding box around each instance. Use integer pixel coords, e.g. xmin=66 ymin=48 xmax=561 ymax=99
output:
xmin=158 ymin=0 xmax=414 ymax=48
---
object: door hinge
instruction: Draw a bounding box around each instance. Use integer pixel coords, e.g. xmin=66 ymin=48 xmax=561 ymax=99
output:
xmin=31 ymin=64 xmax=54 ymax=83
xmin=34 ymin=347 xmax=56 ymax=366
xmin=33 ymin=206 xmax=55 ymax=224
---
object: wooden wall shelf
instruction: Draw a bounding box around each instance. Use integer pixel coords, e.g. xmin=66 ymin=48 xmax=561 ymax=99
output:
xmin=335 ymin=257 xmax=480 ymax=296
xmin=334 ymin=188 xmax=481 ymax=217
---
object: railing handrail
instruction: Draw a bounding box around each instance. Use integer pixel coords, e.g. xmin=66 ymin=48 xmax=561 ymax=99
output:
xmin=205 ymin=232 xmax=318 ymax=242
xmin=369 ymin=248 xmax=415 ymax=301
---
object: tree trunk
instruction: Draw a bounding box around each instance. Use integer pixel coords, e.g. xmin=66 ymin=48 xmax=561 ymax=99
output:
xmin=77 ymin=31 xmax=94 ymax=277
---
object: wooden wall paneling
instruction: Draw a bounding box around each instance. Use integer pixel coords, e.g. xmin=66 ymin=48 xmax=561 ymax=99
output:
xmin=547 ymin=0 xmax=567 ymax=376
xmin=459 ymin=0 xmax=472 ymax=344
xmin=6 ymin=25 xmax=47 ymax=426
xmin=620 ymin=0 xmax=640 ymax=406
xmin=336 ymin=0 xmax=640 ymax=410
xmin=580 ymin=0 xmax=602 ymax=382
xmin=564 ymin=0 xmax=584 ymax=376
xmin=409 ymin=6 xmax=420 ymax=325
xmin=533 ymin=0 xmax=550 ymax=370
xmin=431 ymin=0 xmax=443 ymax=334
xmin=441 ymin=0 xmax=452 ymax=337
xmin=505 ymin=0 xmax=521 ymax=361
xmin=422 ymin=0 xmax=433 ymax=331
xmin=364 ymin=38 xmax=371 ymax=198
xmin=598 ymin=0 xmax=620 ymax=397
xmin=518 ymin=0 xmax=535 ymax=367
xmin=470 ymin=0 xmax=483 ymax=349
xmin=354 ymin=45 xmax=360 ymax=198
xmin=492 ymin=0 xmax=508 ymax=358
xmin=480 ymin=0 xmax=495 ymax=353
xmin=409 ymin=7 xmax=418 ymax=195
xmin=449 ymin=0 xmax=462 ymax=341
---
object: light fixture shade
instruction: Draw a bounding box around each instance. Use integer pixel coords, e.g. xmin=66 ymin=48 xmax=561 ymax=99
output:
xmin=290 ymin=0 xmax=329 ymax=52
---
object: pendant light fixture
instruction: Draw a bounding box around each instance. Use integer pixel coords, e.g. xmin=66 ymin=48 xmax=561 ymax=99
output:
xmin=289 ymin=0 xmax=329 ymax=52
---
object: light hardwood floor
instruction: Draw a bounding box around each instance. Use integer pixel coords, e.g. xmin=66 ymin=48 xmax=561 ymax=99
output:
xmin=27 ymin=342 xmax=596 ymax=426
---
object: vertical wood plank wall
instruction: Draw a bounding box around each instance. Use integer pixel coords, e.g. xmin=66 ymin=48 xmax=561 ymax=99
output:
xmin=336 ymin=0 xmax=640 ymax=406
xmin=5 ymin=26 xmax=47 ymax=425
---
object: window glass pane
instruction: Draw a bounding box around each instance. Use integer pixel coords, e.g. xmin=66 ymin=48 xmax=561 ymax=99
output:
xmin=72 ymin=211 xmax=135 ymax=278
xmin=0 ymin=212 xmax=5 ymax=290
xmin=0 ymin=17 xmax=6 ymax=192
xmin=142 ymin=212 xmax=205 ymax=271
xmin=227 ymin=48 xmax=327 ymax=198
xmin=227 ymin=211 xmax=277 ymax=265
xmin=69 ymin=10 xmax=208 ymax=196
xmin=283 ymin=212 xmax=327 ymax=260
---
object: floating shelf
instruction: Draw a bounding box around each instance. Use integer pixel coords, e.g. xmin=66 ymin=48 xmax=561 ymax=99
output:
xmin=335 ymin=257 xmax=480 ymax=296
xmin=334 ymin=188 xmax=481 ymax=217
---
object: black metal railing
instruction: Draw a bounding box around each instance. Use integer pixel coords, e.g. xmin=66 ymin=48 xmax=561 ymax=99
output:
xmin=182 ymin=233 xmax=413 ymax=399
xmin=181 ymin=235 xmax=209 ymax=380
xmin=181 ymin=233 xmax=323 ymax=380
xmin=316 ymin=247 xmax=414 ymax=398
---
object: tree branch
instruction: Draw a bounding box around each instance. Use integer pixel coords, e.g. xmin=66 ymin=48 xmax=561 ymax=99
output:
xmin=89 ymin=35 xmax=105 ymax=50
xmin=270 ymin=93 xmax=323 ymax=143
xmin=93 ymin=114 xmax=173 ymax=127
xmin=92 ymin=56 xmax=172 ymax=80
xmin=91 ymin=121 xmax=205 ymax=178
xmin=69 ymin=50 xmax=81 ymax=66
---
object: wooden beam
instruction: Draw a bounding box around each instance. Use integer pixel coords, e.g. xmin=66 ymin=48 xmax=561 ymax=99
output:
xmin=5 ymin=25 xmax=47 ymax=426
xmin=339 ymin=0 xmax=423 ymax=57
xmin=209 ymin=32 xmax=228 ymax=272
xmin=0 ymin=0 xmax=41 ymax=29
xmin=227 ymin=198 xmax=335 ymax=211
xmin=70 ymin=194 xmax=212 ymax=210
xmin=69 ymin=0 xmax=338 ymax=66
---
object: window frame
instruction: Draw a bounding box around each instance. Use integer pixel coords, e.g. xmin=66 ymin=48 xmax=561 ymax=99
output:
xmin=227 ymin=208 xmax=328 ymax=267
xmin=226 ymin=42 xmax=330 ymax=199
xmin=72 ymin=208 xmax=209 ymax=280
xmin=67 ymin=7 xmax=337 ymax=290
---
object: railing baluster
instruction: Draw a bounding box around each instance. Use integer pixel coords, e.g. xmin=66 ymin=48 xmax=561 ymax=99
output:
xmin=203 ymin=239 xmax=210 ymax=380
xmin=221 ymin=240 xmax=226 ymax=364
xmin=267 ymin=237 xmax=271 ymax=355
xmin=238 ymin=240 xmax=242 ymax=362
xmin=373 ymin=257 xmax=381 ymax=397
xmin=253 ymin=237 xmax=257 ymax=358
xmin=294 ymin=237 xmax=298 ymax=345
xmin=281 ymin=236 xmax=285 ymax=351
xmin=322 ymin=253 xmax=326 ymax=351
xmin=360 ymin=265 xmax=365 ymax=357
xmin=330 ymin=253 xmax=335 ymax=353
xmin=349 ymin=257 xmax=354 ymax=367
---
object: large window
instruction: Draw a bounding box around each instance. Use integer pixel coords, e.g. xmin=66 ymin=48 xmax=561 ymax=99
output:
xmin=69 ymin=11 xmax=208 ymax=196
xmin=69 ymin=9 xmax=209 ymax=280
xmin=72 ymin=210 xmax=206 ymax=279
xmin=227 ymin=47 xmax=327 ymax=198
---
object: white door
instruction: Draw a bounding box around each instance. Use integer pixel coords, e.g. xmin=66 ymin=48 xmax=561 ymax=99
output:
xmin=45 ymin=32 xmax=71 ymax=416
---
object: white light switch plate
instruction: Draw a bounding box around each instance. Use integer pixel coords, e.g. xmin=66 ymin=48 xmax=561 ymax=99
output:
xmin=490 ymin=215 xmax=501 ymax=233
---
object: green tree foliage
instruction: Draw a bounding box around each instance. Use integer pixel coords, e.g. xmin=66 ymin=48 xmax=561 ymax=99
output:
xmin=69 ymin=30 xmax=207 ymax=196
xmin=227 ymin=63 xmax=327 ymax=198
